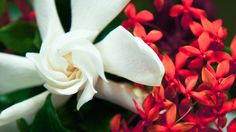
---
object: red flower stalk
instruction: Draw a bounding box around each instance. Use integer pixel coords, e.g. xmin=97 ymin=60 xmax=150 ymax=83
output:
xmin=122 ymin=3 xmax=154 ymax=30
xmin=170 ymin=0 xmax=206 ymax=28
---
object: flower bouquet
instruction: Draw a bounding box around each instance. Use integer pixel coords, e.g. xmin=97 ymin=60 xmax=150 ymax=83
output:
xmin=0 ymin=0 xmax=236 ymax=131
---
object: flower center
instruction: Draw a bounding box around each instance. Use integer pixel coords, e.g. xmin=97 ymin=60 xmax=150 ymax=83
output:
xmin=63 ymin=52 xmax=82 ymax=80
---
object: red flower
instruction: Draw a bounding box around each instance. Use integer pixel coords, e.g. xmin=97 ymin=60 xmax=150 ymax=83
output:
xmin=179 ymin=40 xmax=232 ymax=69
xmin=201 ymin=61 xmax=235 ymax=92
xmin=190 ymin=17 xmax=227 ymax=50
xmin=133 ymin=24 xmax=163 ymax=54
xmin=122 ymin=3 xmax=154 ymax=30
xmin=170 ymin=0 xmax=206 ymax=28
xmin=149 ymin=103 xmax=196 ymax=132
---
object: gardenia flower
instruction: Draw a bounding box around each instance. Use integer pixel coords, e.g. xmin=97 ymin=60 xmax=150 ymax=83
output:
xmin=0 ymin=0 xmax=164 ymax=126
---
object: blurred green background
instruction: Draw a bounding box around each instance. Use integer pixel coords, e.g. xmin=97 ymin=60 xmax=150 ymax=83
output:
xmin=214 ymin=0 xmax=236 ymax=44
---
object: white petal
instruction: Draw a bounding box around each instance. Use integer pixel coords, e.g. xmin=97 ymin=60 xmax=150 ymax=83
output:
xmin=76 ymin=81 xmax=97 ymax=110
xmin=96 ymin=26 xmax=165 ymax=86
xmin=0 ymin=91 xmax=70 ymax=126
xmin=33 ymin=0 xmax=64 ymax=40
xmin=95 ymin=79 xmax=147 ymax=113
xmin=0 ymin=53 xmax=44 ymax=94
xmin=0 ymin=91 xmax=49 ymax=126
xmin=70 ymin=0 xmax=130 ymax=39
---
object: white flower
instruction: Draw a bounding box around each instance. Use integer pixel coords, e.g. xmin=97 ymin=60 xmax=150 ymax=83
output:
xmin=0 ymin=0 xmax=164 ymax=126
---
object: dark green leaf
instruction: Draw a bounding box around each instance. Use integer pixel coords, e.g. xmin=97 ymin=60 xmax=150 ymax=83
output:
xmin=0 ymin=22 xmax=39 ymax=55
xmin=55 ymin=0 xmax=71 ymax=32
xmin=33 ymin=30 xmax=42 ymax=50
xmin=17 ymin=118 xmax=30 ymax=132
xmin=0 ymin=87 xmax=45 ymax=112
xmin=30 ymin=94 xmax=70 ymax=132
xmin=58 ymin=97 xmax=133 ymax=132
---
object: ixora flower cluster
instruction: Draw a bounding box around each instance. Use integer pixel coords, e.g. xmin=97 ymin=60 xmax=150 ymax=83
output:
xmin=0 ymin=0 xmax=165 ymax=127
xmin=110 ymin=0 xmax=236 ymax=132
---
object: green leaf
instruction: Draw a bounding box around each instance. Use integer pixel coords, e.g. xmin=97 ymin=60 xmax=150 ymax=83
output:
xmin=0 ymin=22 xmax=39 ymax=55
xmin=30 ymin=94 xmax=70 ymax=132
xmin=17 ymin=118 xmax=30 ymax=132
xmin=58 ymin=97 xmax=132 ymax=132
xmin=55 ymin=0 xmax=71 ymax=32
xmin=0 ymin=87 xmax=45 ymax=112
xmin=33 ymin=30 xmax=42 ymax=50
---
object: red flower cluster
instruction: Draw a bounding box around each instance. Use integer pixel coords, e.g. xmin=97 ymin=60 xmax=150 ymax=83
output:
xmin=111 ymin=0 xmax=236 ymax=132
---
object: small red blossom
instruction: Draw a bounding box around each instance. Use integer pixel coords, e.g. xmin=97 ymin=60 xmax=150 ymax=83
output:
xmin=133 ymin=24 xmax=163 ymax=54
xmin=170 ymin=0 xmax=206 ymax=28
xmin=122 ymin=3 xmax=154 ymax=30
xmin=190 ymin=17 xmax=227 ymax=50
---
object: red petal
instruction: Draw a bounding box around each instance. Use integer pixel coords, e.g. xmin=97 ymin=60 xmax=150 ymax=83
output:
xmin=191 ymin=90 xmax=216 ymax=106
xmin=110 ymin=114 xmax=121 ymax=132
xmin=186 ymin=75 xmax=198 ymax=91
xmin=202 ymin=67 xmax=217 ymax=87
xmin=198 ymin=32 xmax=211 ymax=51
xmin=146 ymin=30 xmax=163 ymax=42
xmin=206 ymin=51 xmax=233 ymax=63
xmin=201 ymin=16 xmax=214 ymax=33
xmin=136 ymin=10 xmax=154 ymax=22
xmin=133 ymin=99 xmax=146 ymax=119
xmin=219 ymin=99 xmax=236 ymax=114
xmin=219 ymin=75 xmax=235 ymax=91
xmin=124 ymin=3 xmax=136 ymax=18
xmin=166 ymin=104 xmax=177 ymax=126
xmin=171 ymin=122 xmax=195 ymax=132
xmin=218 ymin=27 xmax=227 ymax=40
xmin=179 ymin=82 xmax=187 ymax=94
xmin=133 ymin=23 xmax=146 ymax=38
xmin=132 ymin=121 xmax=144 ymax=132
xmin=149 ymin=125 xmax=167 ymax=132
xmin=149 ymin=43 xmax=159 ymax=54
xmin=154 ymin=0 xmax=165 ymax=12
xmin=181 ymin=13 xmax=192 ymax=29
xmin=142 ymin=94 xmax=155 ymax=114
xmin=121 ymin=20 xmax=134 ymax=30
xmin=212 ymin=19 xmax=223 ymax=30
xmin=228 ymin=118 xmax=236 ymax=132
xmin=230 ymin=35 xmax=236 ymax=59
xmin=179 ymin=46 xmax=201 ymax=56
xmin=148 ymin=106 xmax=160 ymax=122
xmin=182 ymin=0 xmax=193 ymax=7
xmin=153 ymin=85 xmax=165 ymax=101
xmin=178 ymin=69 xmax=197 ymax=78
xmin=189 ymin=8 xmax=206 ymax=19
xmin=170 ymin=5 xmax=184 ymax=17
xmin=162 ymin=55 xmax=175 ymax=78
xmin=188 ymin=57 xmax=204 ymax=69
xmin=216 ymin=60 xmax=230 ymax=78
xmin=205 ymin=63 xmax=216 ymax=77
xmin=175 ymin=51 xmax=189 ymax=69
xmin=190 ymin=21 xmax=203 ymax=36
